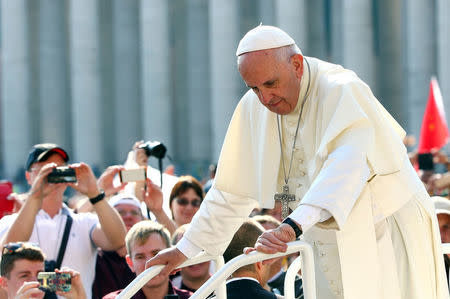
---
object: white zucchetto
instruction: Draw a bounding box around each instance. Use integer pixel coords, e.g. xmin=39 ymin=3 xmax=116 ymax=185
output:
xmin=236 ymin=25 xmax=297 ymax=56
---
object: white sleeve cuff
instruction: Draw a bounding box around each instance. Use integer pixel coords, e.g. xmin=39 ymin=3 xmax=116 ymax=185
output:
xmin=176 ymin=236 xmax=203 ymax=259
xmin=290 ymin=205 xmax=332 ymax=233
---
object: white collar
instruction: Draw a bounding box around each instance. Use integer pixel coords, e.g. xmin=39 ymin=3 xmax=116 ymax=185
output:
xmin=227 ymin=277 xmax=260 ymax=285
xmin=37 ymin=204 xmax=71 ymax=218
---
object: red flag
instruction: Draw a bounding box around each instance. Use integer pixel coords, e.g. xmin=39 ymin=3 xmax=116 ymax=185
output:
xmin=418 ymin=77 xmax=449 ymax=153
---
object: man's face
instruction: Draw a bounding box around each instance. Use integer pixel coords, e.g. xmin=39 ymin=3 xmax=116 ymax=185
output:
xmin=127 ymin=233 xmax=168 ymax=288
xmin=26 ymin=154 xmax=67 ymax=185
xmin=437 ymin=213 xmax=450 ymax=244
xmin=25 ymin=154 xmax=67 ymax=201
xmin=114 ymin=203 xmax=143 ymax=231
xmin=1 ymin=259 xmax=45 ymax=299
xmin=238 ymin=50 xmax=303 ymax=115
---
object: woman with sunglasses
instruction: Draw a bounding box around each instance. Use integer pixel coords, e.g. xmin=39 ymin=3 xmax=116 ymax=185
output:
xmin=169 ymin=176 xmax=204 ymax=228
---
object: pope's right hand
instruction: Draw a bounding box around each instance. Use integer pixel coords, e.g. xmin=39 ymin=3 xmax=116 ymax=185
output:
xmin=145 ymin=247 xmax=187 ymax=279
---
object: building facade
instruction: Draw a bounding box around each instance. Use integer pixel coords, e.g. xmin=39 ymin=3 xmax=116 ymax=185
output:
xmin=1 ymin=0 xmax=449 ymax=183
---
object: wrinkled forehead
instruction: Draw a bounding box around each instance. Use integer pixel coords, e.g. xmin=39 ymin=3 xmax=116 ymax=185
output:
xmin=238 ymin=49 xmax=279 ymax=68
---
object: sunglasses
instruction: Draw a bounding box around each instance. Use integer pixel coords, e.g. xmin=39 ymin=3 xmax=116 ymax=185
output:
xmin=117 ymin=209 xmax=142 ymax=217
xmin=175 ymin=197 xmax=202 ymax=207
xmin=2 ymin=242 xmax=39 ymax=256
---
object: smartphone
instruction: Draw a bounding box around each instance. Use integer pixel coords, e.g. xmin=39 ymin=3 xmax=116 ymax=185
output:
xmin=47 ymin=167 xmax=77 ymax=184
xmin=119 ymin=168 xmax=147 ymax=183
xmin=37 ymin=272 xmax=71 ymax=293
xmin=0 ymin=181 xmax=14 ymax=219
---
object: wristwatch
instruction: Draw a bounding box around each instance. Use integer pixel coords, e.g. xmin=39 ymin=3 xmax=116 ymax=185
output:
xmin=282 ymin=217 xmax=303 ymax=238
xmin=89 ymin=190 xmax=105 ymax=205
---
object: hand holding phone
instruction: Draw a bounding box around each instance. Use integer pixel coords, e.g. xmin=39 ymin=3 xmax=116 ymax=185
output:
xmin=119 ymin=168 xmax=147 ymax=183
xmin=37 ymin=272 xmax=71 ymax=292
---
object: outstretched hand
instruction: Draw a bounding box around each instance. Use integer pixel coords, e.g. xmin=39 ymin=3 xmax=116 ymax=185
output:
xmin=141 ymin=178 xmax=164 ymax=213
xmin=145 ymin=247 xmax=187 ymax=280
xmin=97 ymin=165 xmax=127 ymax=196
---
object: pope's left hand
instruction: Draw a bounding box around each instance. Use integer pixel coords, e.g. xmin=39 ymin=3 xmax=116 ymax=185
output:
xmin=244 ymin=223 xmax=297 ymax=264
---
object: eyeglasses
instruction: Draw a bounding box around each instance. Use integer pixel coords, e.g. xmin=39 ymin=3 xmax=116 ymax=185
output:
xmin=117 ymin=209 xmax=142 ymax=217
xmin=2 ymin=242 xmax=39 ymax=256
xmin=175 ymin=197 xmax=202 ymax=207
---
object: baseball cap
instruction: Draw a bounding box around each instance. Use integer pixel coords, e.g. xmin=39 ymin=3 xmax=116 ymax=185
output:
xmin=108 ymin=193 xmax=142 ymax=210
xmin=432 ymin=196 xmax=450 ymax=216
xmin=25 ymin=143 xmax=69 ymax=171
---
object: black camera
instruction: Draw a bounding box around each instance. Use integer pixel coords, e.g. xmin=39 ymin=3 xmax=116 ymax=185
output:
xmin=47 ymin=166 xmax=77 ymax=184
xmin=139 ymin=141 xmax=167 ymax=159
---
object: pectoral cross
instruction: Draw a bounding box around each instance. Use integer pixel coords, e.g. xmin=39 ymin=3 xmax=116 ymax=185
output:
xmin=274 ymin=185 xmax=296 ymax=219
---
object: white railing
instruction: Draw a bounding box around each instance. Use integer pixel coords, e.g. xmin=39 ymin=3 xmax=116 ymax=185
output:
xmin=118 ymin=240 xmax=315 ymax=299
xmin=190 ymin=240 xmax=315 ymax=299
xmin=117 ymin=252 xmax=226 ymax=299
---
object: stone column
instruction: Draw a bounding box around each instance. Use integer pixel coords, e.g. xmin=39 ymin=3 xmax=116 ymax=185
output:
xmin=140 ymin=0 xmax=172 ymax=158
xmin=0 ymin=0 xmax=31 ymax=178
xmin=275 ymin=0 xmax=307 ymax=51
xmin=437 ymin=0 xmax=450 ymax=125
xmin=113 ymin=0 xmax=141 ymax=159
xmin=209 ymin=0 xmax=240 ymax=161
xmin=38 ymin=0 xmax=70 ymax=148
xmin=403 ymin=0 xmax=435 ymax=136
xmin=68 ymin=0 xmax=102 ymax=166
xmin=331 ymin=0 xmax=376 ymax=87
xmin=259 ymin=0 xmax=275 ymax=25
xmin=375 ymin=0 xmax=405 ymax=127
xmin=306 ymin=0 xmax=327 ymax=59
xmin=185 ymin=0 xmax=211 ymax=169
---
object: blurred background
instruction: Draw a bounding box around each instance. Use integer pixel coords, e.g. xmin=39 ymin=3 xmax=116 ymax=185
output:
xmin=0 ymin=0 xmax=449 ymax=188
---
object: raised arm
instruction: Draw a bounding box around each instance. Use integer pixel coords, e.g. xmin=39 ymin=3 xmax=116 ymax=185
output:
xmin=68 ymin=163 xmax=127 ymax=251
xmin=1 ymin=163 xmax=62 ymax=245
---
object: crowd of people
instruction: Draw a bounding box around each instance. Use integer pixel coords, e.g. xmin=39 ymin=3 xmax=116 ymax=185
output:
xmin=1 ymin=24 xmax=450 ymax=299
xmin=0 ymin=141 xmax=304 ymax=299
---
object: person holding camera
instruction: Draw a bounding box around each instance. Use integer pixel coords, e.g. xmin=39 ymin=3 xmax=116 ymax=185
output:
xmin=0 ymin=143 xmax=127 ymax=299
xmin=0 ymin=242 xmax=86 ymax=299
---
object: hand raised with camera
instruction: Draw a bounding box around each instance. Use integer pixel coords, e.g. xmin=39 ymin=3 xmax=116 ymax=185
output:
xmin=29 ymin=163 xmax=65 ymax=201
xmin=55 ymin=268 xmax=86 ymax=299
xmin=140 ymin=178 xmax=164 ymax=213
xmin=14 ymin=281 xmax=44 ymax=299
xmin=97 ymin=165 xmax=127 ymax=197
xmin=66 ymin=163 xmax=100 ymax=198
xmin=132 ymin=141 xmax=149 ymax=167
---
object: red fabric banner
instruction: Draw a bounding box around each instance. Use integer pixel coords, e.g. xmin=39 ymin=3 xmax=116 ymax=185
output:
xmin=418 ymin=77 xmax=449 ymax=153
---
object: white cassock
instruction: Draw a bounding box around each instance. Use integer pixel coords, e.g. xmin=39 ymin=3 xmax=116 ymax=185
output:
xmin=177 ymin=57 xmax=450 ymax=298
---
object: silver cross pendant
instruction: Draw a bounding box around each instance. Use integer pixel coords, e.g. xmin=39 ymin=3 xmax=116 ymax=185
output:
xmin=274 ymin=185 xmax=296 ymax=219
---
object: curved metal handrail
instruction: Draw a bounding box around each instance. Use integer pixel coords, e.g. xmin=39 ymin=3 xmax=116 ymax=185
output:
xmin=116 ymin=251 xmax=225 ymax=299
xmin=191 ymin=240 xmax=315 ymax=299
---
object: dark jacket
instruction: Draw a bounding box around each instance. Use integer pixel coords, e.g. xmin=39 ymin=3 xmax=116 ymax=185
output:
xmin=226 ymin=278 xmax=277 ymax=299
xmin=92 ymin=250 xmax=136 ymax=298
xmin=268 ymin=270 xmax=304 ymax=299
xmin=102 ymin=281 xmax=192 ymax=299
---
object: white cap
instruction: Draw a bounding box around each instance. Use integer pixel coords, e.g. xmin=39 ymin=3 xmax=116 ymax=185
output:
xmin=236 ymin=25 xmax=297 ymax=56
xmin=432 ymin=196 xmax=450 ymax=216
xmin=109 ymin=193 xmax=141 ymax=210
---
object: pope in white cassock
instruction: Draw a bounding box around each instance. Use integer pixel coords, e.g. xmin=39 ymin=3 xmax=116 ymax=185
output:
xmin=147 ymin=25 xmax=450 ymax=298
